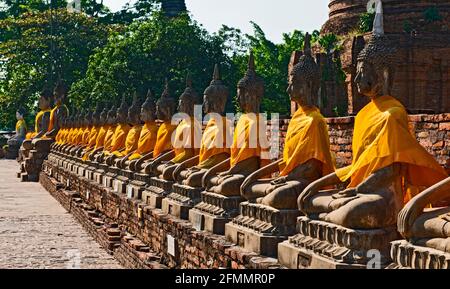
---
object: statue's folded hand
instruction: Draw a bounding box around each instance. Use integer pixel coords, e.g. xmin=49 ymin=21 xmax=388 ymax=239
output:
xmin=332 ymin=188 xmax=357 ymax=199
xmin=298 ymin=183 xmax=319 ymax=212
xmin=397 ymin=202 xmax=422 ymax=239
xmin=270 ymin=176 xmax=288 ymax=186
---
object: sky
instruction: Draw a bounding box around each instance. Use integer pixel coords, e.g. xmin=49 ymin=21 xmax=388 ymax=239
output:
xmin=102 ymin=0 xmax=330 ymax=43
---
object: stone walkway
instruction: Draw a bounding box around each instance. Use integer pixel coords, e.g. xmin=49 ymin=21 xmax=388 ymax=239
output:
xmin=0 ymin=159 xmax=122 ymax=269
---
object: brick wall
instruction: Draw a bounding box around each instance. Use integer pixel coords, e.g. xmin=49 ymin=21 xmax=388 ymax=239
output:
xmin=274 ymin=113 xmax=449 ymax=171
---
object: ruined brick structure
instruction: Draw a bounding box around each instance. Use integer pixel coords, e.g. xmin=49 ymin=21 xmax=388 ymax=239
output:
xmin=161 ymin=0 xmax=187 ymax=17
xmin=321 ymin=0 xmax=450 ymax=115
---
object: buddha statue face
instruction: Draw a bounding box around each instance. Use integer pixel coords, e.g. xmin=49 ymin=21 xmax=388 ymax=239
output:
xmin=140 ymin=89 xmax=156 ymax=122
xmin=38 ymin=90 xmax=52 ymax=111
xmin=53 ymin=81 xmax=68 ymax=106
xmin=354 ymin=35 xmax=397 ymax=99
xmin=203 ymin=64 xmax=229 ymax=115
xmin=16 ymin=110 xmax=24 ymax=120
xmin=99 ymin=108 xmax=108 ymax=126
xmin=106 ymin=108 xmax=116 ymax=125
xmin=237 ymin=52 xmax=264 ymax=114
xmin=178 ymin=73 xmax=199 ymax=117
xmin=116 ymin=97 xmax=129 ymax=124
xmin=156 ymin=80 xmax=176 ymax=121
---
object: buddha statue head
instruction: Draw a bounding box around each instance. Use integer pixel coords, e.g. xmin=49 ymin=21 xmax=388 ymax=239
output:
xmin=287 ymin=33 xmax=320 ymax=107
xmin=106 ymin=105 xmax=117 ymax=125
xmin=92 ymin=103 xmax=103 ymax=127
xmin=116 ymin=96 xmax=129 ymax=124
xmin=99 ymin=105 xmax=108 ymax=126
xmin=39 ymin=87 xmax=53 ymax=111
xmin=178 ymin=72 xmax=200 ymax=117
xmin=141 ymin=89 xmax=157 ymax=123
xmin=53 ymin=79 xmax=68 ymax=106
xmin=156 ymin=79 xmax=177 ymax=122
xmin=237 ymin=51 xmax=264 ymax=113
xmin=128 ymin=93 xmax=142 ymax=125
xmin=355 ymin=0 xmax=397 ymax=99
xmin=16 ymin=107 xmax=25 ymax=121
xmin=203 ymin=64 xmax=229 ymax=115
xmin=83 ymin=110 xmax=92 ymax=127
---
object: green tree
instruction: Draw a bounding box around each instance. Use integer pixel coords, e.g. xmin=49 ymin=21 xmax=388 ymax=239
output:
xmin=0 ymin=9 xmax=111 ymax=129
xmin=69 ymin=11 xmax=233 ymax=111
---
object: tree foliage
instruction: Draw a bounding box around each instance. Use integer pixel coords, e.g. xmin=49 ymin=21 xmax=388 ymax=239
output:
xmin=69 ymin=11 xmax=233 ymax=111
xmin=0 ymin=9 xmax=111 ymax=129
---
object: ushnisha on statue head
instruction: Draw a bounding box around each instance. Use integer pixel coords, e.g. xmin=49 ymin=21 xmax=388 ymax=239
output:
xmin=355 ymin=0 xmax=398 ymax=99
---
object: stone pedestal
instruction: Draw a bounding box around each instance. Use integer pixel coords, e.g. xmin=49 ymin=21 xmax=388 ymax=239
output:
xmin=141 ymin=177 xmax=173 ymax=209
xmin=19 ymin=139 xmax=53 ymax=182
xmin=161 ymin=183 xmax=202 ymax=220
xmin=225 ymin=202 xmax=300 ymax=257
xmin=189 ymin=191 xmax=243 ymax=235
xmin=5 ymin=143 xmax=20 ymax=159
xmin=103 ymin=167 xmax=119 ymax=188
xmin=112 ymin=174 xmax=129 ymax=194
xmin=388 ymin=240 xmax=450 ymax=269
xmin=277 ymin=216 xmax=398 ymax=269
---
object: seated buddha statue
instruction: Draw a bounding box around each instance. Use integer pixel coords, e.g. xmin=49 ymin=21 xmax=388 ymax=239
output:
xmin=118 ymin=90 xmax=159 ymax=171
xmin=297 ymin=10 xmax=448 ymax=230
xmin=77 ymin=104 xmax=103 ymax=159
xmin=40 ymin=80 xmax=69 ymax=141
xmin=70 ymin=110 xmax=93 ymax=157
xmin=151 ymin=75 xmax=202 ymax=181
xmin=5 ymin=108 xmax=27 ymax=158
xmin=240 ymin=34 xmax=335 ymax=210
xmin=91 ymin=106 xmax=118 ymax=163
xmin=172 ymin=64 xmax=232 ymax=188
xmin=140 ymin=81 xmax=178 ymax=174
xmin=202 ymin=52 xmax=270 ymax=198
xmin=61 ymin=112 xmax=83 ymax=155
xmin=109 ymin=94 xmax=143 ymax=167
xmin=82 ymin=105 xmax=109 ymax=162
xmin=102 ymin=97 xmax=131 ymax=164
xmin=25 ymin=88 xmax=52 ymax=143
xmin=397 ymin=177 xmax=450 ymax=253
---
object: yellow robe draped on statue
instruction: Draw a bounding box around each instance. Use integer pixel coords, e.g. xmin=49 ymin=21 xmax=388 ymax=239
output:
xmin=230 ymin=113 xmax=270 ymax=167
xmin=81 ymin=126 xmax=100 ymax=161
xmin=336 ymin=95 xmax=448 ymax=204
xmin=27 ymin=109 xmax=51 ymax=139
xmin=279 ymin=106 xmax=335 ymax=176
xmin=153 ymin=122 xmax=177 ymax=158
xmin=46 ymin=104 xmax=68 ymax=138
xmin=171 ymin=117 xmax=202 ymax=164
xmin=128 ymin=122 xmax=159 ymax=161
xmin=198 ymin=116 xmax=232 ymax=168
xmin=102 ymin=125 xmax=116 ymax=152
xmin=104 ymin=123 xmax=131 ymax=156
xmin=112 ymin=125 xmax=142 ymax=157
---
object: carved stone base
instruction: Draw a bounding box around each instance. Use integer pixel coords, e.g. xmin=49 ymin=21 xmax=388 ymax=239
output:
xmin=141 ymin=177 xmax=173 ymax=209
xmin=225 ymin=202 xmax=300 ymax=257
xmin=388 ymin=240 xmax=450 ymax=269
xmin=126 ymin=179 xmax=147 ymax=200
xmin=277 ymin=217 xmax=398 ymax=269
xmin=112 ymin=174 xmax=129 ymax=194
xmin=161 ymin=183 xmax=202 ymax=220
xmin=103 ymin=169 xmax=118 ymax=188
xmin=189 ymin=191 xmax=243 ymax=235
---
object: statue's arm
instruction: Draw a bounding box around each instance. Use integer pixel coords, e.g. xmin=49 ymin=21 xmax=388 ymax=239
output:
xmin=34 ymin=114 xmax=50 ymax=139
xmin=356 ymin=163 xmax=400 ymax=194
xmin=202 ymin=158 xmax=231 ymax=188
xmin=297 ymin=172 xmax=343 ymax=212
xmin=134 ymin=151 xmax=154 ymax=171
xmin=172 ymin=155 xmax=200 ymax=182
xmin=241 ymin=160 xmax=282 ymax=193
xmin=398 ymin=177 xmax=450 ymax=238
xmin=149 ymin=150 xmax=175 ymax=173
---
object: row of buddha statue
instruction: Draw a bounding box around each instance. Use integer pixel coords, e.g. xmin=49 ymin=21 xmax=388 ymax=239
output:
xmin=38 ymin=1 xmax=449 ymax=269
